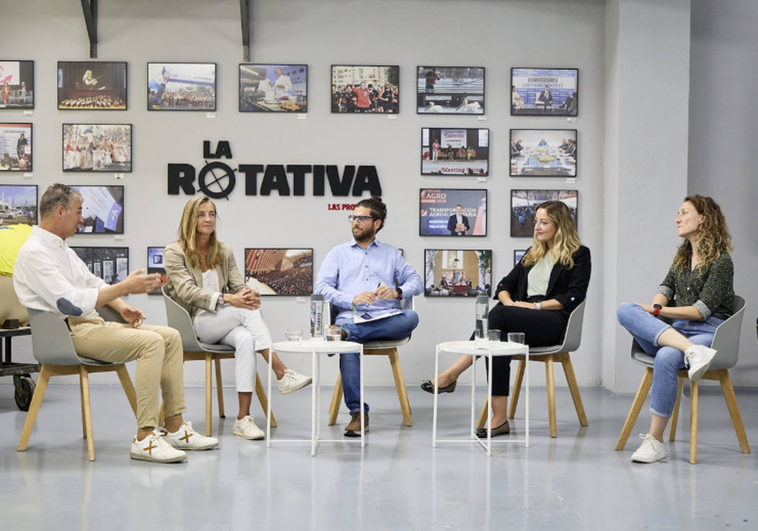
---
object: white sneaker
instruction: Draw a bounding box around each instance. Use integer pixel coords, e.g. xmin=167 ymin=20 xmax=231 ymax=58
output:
xmin=684 ymin=344 xmax=717 ymax=381
xmin=277 ymin=369 xmax=312 ymax=395
xmin=631 ymin=433 xmax=666 ymax=463
xmin=233 ymin=415 xmax=265 ymax=440
xmin=130 ymin=430 xmax=187 ymax=463
xmin=164 ymin=421 xmax=219 ymax=451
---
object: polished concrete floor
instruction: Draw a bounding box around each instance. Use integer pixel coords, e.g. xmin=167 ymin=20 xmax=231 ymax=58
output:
xmin=0 ymin=382 xmax=756 ymax=530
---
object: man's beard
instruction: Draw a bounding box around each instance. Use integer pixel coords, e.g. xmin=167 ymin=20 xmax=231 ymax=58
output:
xmin=353 ymin=225 xmax=375 ymax=243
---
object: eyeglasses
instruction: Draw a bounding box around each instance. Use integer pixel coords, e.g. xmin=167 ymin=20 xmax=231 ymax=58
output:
xmin=348 ymin=215 xmax=374 ymax=224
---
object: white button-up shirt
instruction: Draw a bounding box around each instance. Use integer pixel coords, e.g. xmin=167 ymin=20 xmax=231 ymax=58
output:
xmin=13 ymin=226 xmax=105 ymax=319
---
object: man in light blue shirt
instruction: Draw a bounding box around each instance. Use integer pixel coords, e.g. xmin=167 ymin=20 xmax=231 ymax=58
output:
xmin=315 ymin=196 xmax=422 ymax=437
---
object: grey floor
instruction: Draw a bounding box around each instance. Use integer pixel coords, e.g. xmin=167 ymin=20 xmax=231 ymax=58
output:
xmin=0 ymin=382 xmax=756 ymax=531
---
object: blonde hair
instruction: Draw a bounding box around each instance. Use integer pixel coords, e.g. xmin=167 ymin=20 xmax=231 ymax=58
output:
xmin=177 ymin=196 xmax=223 ymax=270
xmin=672 ymin=195 xmax=733 ymax=273
xmin=522 ymin=201 xmax=582 ymax=269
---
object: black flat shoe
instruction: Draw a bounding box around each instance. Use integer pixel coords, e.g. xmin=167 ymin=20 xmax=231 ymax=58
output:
xmin=420 ymin=379 xmax=457 ymax=394
xmin=476 ymin=421 xmax=510 ymax=438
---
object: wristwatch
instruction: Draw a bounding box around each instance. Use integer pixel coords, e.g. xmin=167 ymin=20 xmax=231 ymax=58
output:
xmin=395 ymin=287 xmax=403 ymax=300
xmin=216 ymin=293 xmax=226 ymax=310
xmin=653 ymin=303 xmax=662 ymax=317
xmin=535 ymin=302 xmax=542 ymax=310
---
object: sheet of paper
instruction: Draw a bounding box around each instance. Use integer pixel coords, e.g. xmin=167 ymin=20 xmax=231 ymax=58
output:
xmin=353 ymin=308 xmax=402 ymax=324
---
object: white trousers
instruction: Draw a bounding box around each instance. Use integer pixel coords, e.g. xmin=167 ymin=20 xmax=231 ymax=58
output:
xmin=194 ymin=306 xmax=272 ymax=392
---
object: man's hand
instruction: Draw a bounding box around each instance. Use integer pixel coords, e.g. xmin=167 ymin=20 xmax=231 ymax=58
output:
xmin=119 ymin=305 xmax=147 ymax=328
xmin=375 ymin=285 xmax=398 ymax=300
xmin=352 ymin=291 xmax=377 ymax=306
xmin=121 ymin=269 xmax=161 ymax=295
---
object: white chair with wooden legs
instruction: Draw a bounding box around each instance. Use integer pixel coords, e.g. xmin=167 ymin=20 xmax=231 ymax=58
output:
xmin=327 ymin=298 xmax=414 ymax=427
xmin=162 ymin=285 xmax=276 ymax=436
xmin=17 ymin=308 xmax=138 ymax=462
xmin=477 ymin=300 xmax=588 ymax=438
xmin=616 ymin=295 xmax=749 ymax=464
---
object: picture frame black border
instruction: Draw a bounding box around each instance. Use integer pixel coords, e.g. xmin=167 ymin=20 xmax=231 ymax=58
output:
xmin=61 ymin=123 xmax=133 ymax=173
xmin=423 ymin=248 xmax=493 ymax=298
xmin=420 ymin=127 xmax=490 ymax=176
xmin=510 ymin=189 xmax=578 ymax=237
xmin=238 ymin=63 xmax=308 ymax=113
xmin=57 ymin=61 xmax=128 ymax=111
xmin=418 ymin=187 xmax=488 ymax=237
xmin=509 ymin=128 xmax=578 ymax=177
xmin=70 ymin=184 xmax=125 ymax=235
xmin=415 ymin=65 xmax=486 ymax=115
xmin=243 ymin=247 xmax=315 ymax=297
xmin=330 ymin=64 xmax=400 ymax=114
xmin=0 ymin=183 xmax=38 ymax=224
xmin=146 ymin=62 xmax=217 ymax=112
xmin=510 ymin=67 xmax=579 ymax=117
xmin=0 ymin=60 xmax=35 ymax=110
xmin=69 ymin=246 xmax=130 ymax=286
xmin=0 ymin=122 xmax=33 ymax=172
xmin=514 ymin=249 xmax=527 ymax=268
xmin=147 ymin=246 xmax=166 ymax=296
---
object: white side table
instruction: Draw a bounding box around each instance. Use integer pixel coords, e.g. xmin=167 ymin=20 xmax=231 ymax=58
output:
xmin=268 ymin=339 xmax=364 ymax=455
xmin=432 ymin=340 xmax=529 ymax=456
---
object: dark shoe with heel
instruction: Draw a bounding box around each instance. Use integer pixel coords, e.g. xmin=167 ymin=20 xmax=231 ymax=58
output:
xmin=420 ymin=379 xmax=456 ymax=394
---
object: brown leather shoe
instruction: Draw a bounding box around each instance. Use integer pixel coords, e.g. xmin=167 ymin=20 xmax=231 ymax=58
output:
xmin=344 ymin=412 xmax=369 ymax=437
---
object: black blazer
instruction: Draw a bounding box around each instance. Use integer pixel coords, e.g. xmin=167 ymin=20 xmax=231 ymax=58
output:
xmin=494 ymin=245 xmax=591 ymax=316
xmin=447 ymin=214 xmax=469 ymax=235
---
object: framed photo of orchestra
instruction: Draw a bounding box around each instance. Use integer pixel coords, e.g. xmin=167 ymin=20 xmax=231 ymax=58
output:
xmin=57 ymin=61 xmax=127 ymax=110
xmin=62 ymin=124 xmax=132 ymax=173
xmin=0 ymin=122 xmax=32 ymax=171
xmin=0 ymin=60 xmax=34 ymax=109
xmin=424 ymin=249 xmax=492 ymax=298
xmin=239 ymin=64 xmax=307 ymax=112
xmin=421 ymin=128 xmax=489 ymax=176
xmin=147 ymin=62 xmax=217 ymax=111
xmin=419 ymin=188 xmax=488 ymax=237
xmin=244 ymin=248 xmax=313 ymax=296
xmin=510 ymin=129 xmax=577 ymax=177
xmin=147 ymin=246 xmax=167 ymax=296
xmin=70 ymin=247 xmax=129 ymax=286
xmin=71 ymin=185 xmax=125 ymax=235
xmin=514 ymin=249 xmax=526 ymax=267
xmin=417 ymin=66 xmax=485 ymax=114
xmin=511 ymin=189 xmax=578 ymax=237
xmin=0 ymin=184 xmax=37 ymax=225
xmin=331 ymin=65 xmax=399 ymax=114
xmin=510 ymin=67 xmax=578 ymax=116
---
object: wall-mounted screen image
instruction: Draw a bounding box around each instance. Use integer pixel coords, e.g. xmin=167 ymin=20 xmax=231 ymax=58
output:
xmin=0 ymin=123 xmax=32 ymax=171
xmin=71 ymin=247 xmax=129 ymax=286
xmin=148 ymin=63 xmax=216 ymax=111
xmin=417 ymin=66 xmax=485 ymax=114
xmin=511 ymin=189 xmax=577 ymax=237
xmin=0 ymin=61 xmax=34 ymax=109
xmin=147 ymin=246 xmax=167 ymax=296
xmin=63 ymin=124 xmax=132 ymax=172
xmin=331 ymin=65 xmax=399 ymax=113
xmin=514 ymin=249 xmax=526 ymax=267
xmin=244 ymin=248 xmax=313 ymax=296
xmin=71 ymin=185 xmax=124 ymax=234
xmin=510 ymin=129 xmax=577 ymax=177
xmin=239 ymin=64 xmax=307 ymax=112
xmin=511 ymin=67 xmax=578 ymax=116
xmin=421 ymin=128 xmax=489 ymax=176
xmin=0 ymin=185 xmax=37 ymax=226
xmin=57 ymin=61 xmax=127 ymax=110
xmin=424 ymin=249 xmax=492 ymax=298
xmin=419 ymin=188 xmax=487 ymax=237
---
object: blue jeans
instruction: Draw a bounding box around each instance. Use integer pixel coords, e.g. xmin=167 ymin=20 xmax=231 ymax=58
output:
xmin=616 ymin=303 xmax=722 ymax=417
xmin=335 ymin=310 xmax=419 ymax=415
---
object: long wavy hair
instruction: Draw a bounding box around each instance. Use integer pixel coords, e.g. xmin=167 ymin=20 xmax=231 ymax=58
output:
xmin=177 ymin=196 xmax=223 ymax=270
xmin=522 ymin=201 xmax=582 ymax=269
xmin=672 ymin=195 xmax=732 ymax=273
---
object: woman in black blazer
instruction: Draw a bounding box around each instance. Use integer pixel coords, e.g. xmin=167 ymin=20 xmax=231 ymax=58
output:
xmin=421 ymin=201 xmax=591 ymax=437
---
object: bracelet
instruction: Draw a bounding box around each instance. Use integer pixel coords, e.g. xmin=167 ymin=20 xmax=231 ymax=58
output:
xmin=535 ymin=302 xmax=541 ymax=310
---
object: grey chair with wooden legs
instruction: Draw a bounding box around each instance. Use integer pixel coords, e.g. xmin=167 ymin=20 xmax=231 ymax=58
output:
xmin=161 ymin=285 xmax=276 ymax=436
xmin=17 ymin=308 xmax=138 ymax=462
xmin=477 ymin=300 xmax=588 ymax=438
xmin=616 ymin=295 xmax=749 ymax=464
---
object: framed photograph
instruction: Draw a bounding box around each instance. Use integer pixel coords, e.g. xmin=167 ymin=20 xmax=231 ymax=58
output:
xmin=147 ymin=247 xmax=167 ymax=296
xmin=514 ymin=249 xmax=527 ymax=267
xmin=419 ymin=188 xmax=487 ymax=237
xmin=417 ymin=66 xmax=484 ymax=114
xmin=331 ymin=65 xmax=399 ymax=113
xmin=71 ymin=185 xmax=124 ymax=234
xmin=244 ymin=248 xmax=313 ymax=296
xmin=62 ymin=124 xmax=132 ymax=172
xmin=421 ymin=128 xmax=489 ymax=176
xmin=510 ymin=129 xmax=577 ymax=177
xmin=0 ymin=61 xmax=34 ymax=109
xmin=0 ymin=185 xmax=37 ymax=226
xmin=239 ymin=64 xmax=307 ymax=112
xmin=511 ymin=189 xmax=577 ymax=237
xmin=71 ymin=247 xmax=129 ymax=286
xmin=148 ymin=62 xmax=216 ymax=111
xmin=424 ymin=249 xmax=492 ymax=298
xmin=0 ymin=123 xmax=32 ymax=171
xmin=57 ymin=61 xmax=127 ymax=110
xmin=511 ymin=67 xmax=578 ymax=116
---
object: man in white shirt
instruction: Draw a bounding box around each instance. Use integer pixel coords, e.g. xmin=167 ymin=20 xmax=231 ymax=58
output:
xmin=273 ymin=67 xmax=292 ymax=100
xmin=14 ymin=184 xmax=218 ymax=463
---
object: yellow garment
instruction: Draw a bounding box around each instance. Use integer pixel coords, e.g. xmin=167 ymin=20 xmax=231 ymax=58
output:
xmin=0 ymin=224 xmax=33 ymax=276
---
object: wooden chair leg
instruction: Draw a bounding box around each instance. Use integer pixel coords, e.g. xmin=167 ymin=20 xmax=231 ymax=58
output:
xmin=80 ymin=367 xmax=95 ymax=462
xmin=560 ymin=353 xmax=588 ymax=427
xmin=254 ymin=373 xmax=277 ymax=428
xmin=508 ymin=359 xmax=526 ymax=419
xmin=215 ymin=357 xmax=225 ymax=419
xmin=690 ymin=380 xmax=699 ymax=464
xmin=388 ymin=349 xmax=412 ymax=427
xmin=477 ymin=398 xmax=488 ymax=430
xmin=328 ymin=373 xmax=343 ymax=426
xmin=18 ymin=364 xmax=52 ymax=452
xmin=80 ymin=374 xmax=87 ymax=438
xmin=545 ymin=354 xmax=557 ymax=438
xmin=616 ymin=367 xmax=653 ymax=450
xmin=115 ymin=365 xmax=138 ymax=417
xmin=205 ymin=353 xmax=213 ymax=437
xmin=718 ymin=370 xmax=750 ymax=454
xmin=669 ymin=376 xmax=684 ymax=442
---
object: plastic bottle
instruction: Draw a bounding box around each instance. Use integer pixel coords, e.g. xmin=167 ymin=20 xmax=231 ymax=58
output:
xmin=310 ymin=294 xmax=325 ymax=341
xmin=475 ymin=295 xmax=489 ymax=346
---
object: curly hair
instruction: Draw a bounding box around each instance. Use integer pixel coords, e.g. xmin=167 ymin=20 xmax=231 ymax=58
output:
xmin=355 ymin=196 xmax=387 ymax=232
xmin=177 ymin=196 xmax=223 ymax=270
xmin=672 ymin=195 xmax=733 ymax=273
xmin=522 ymin=201 xmax=582 ymax=269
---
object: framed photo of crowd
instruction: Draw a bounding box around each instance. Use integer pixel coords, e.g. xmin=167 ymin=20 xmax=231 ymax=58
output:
xmin=70 ymin=247 xmax=129 ymax=286
xmin=421 ymin=128 xmax=489 ymax=176
xmin=0 ymin=60 xmax=34 ymax=109
xmin=0 ymin=122 xmax=32 ymax=171
xmin=57 ymin=61 xmax=127 ymax=110
xmin=510 ymin=129 xmax=577 ymax=177
xmin=147 ymin=62 xmax=217 ymax=111
xmin=331 ymin=65 xmax=399 ymax=114
xmin=244 ymin=248 xmax=313 ymax=296
xmin=510 ymin=67 xmax=578 ymax=116
xmin=62 ymin=124 xmax=132 ymax=172
xmin=71 ymin=185 xmax=125 ymax=235
xmin=419 ymin=188 xmax=487 ymax=237
xmin=514 ymin=249 xmax=527 ymax=267
xmin=147 ymin=246 xmax=167 ymax=296
xmin=239 ymin=64 xmax=307 ymax=112
xmin=417 ymin=66 xmax=485 ymax=114
xmin=423 ymin=249 xmax=492 ymax=298
xmin=510 ymin=189 xmax=578 ymax=237
xmin=0 ymin=184 xmax=37 ymax=225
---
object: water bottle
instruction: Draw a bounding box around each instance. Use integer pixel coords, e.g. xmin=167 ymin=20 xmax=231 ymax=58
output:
xmin=310 ymin=294 xmax=325 ymax=341
xmin=475 ymin=295 xmax=489 ymax=347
